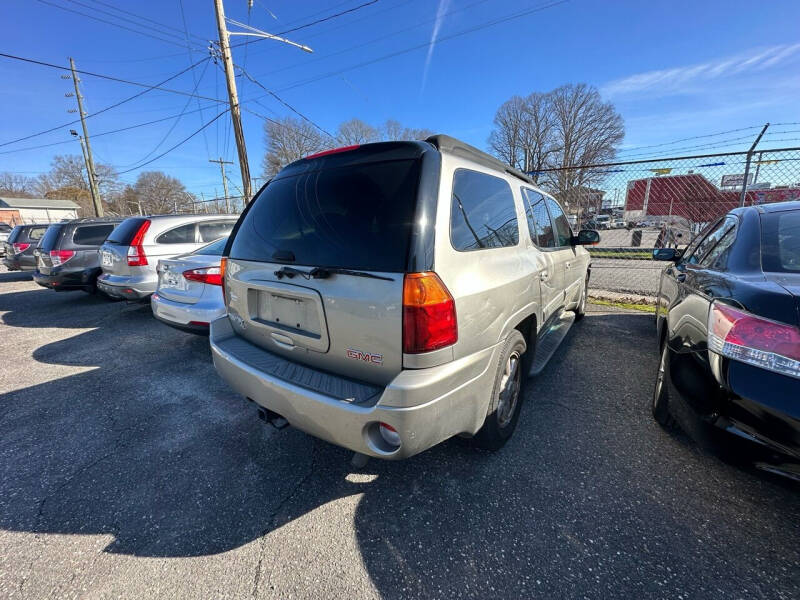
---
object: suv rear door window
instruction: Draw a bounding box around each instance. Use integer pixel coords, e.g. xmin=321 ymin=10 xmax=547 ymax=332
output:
xmin=544 ymin=196 xmax=573 ymax=247
xmin=106 ymin=218 xmax=148 ymax=245
xmin=28 ymin=226 xmax=46 ymax=241
xmin=157 ymin=223 xmax=197 ymax=244
xmin=522 ymin=188 xmax=555 ymax=248
xmin=229 ymin=158 xmax=422 ymax=272
xmin=73 ymin=224 xmax=116 ymax=246
xmin=450 ymin=169 xmax=518 ymax=251
xmin=198 ymin=221 xmax=234 ymax=243
xmin=39 ymin=224 xmax=65 ymax=252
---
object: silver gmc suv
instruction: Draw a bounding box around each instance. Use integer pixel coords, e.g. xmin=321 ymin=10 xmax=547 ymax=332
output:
xmin=210 ymin=135 xmax=598 ymax=460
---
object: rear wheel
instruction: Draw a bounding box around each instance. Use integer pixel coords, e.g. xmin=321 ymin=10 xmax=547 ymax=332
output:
xmin=474 ymin=330 xmax=526 ymax=450
xmin=653 ymin=342 xmax=676 ymax=428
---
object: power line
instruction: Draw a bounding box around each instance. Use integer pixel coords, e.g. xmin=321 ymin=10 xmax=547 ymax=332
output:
xmin=81 ymin=0 xmax=208 ymax=44
xmin=178 ymin=0 xmax=213 ymax=159
xmin=237 ymin=66 xmax=334 ymax=138
xmin=268 ymin=0 xmax=570 ymax=94
xmin=0 ymin=55 xmax=215 ymax=148
xmin=116 ymin=109 xmax=229 ymax=175
xmin=116 ymin=59 xmax=213 ymax=167
xmin=0 ymin=103 xmax=219 ymax=155
xmin=241 ymin=0 xmax=379 ymax=43
xmin=617 ymin=126 xmax=763 ymax=155
xmin=36 ymin=0 xmax=207 ymax=51
xmin=616 ymin=135 xmax=762 ymax=160
xmin=0 ymin=52 xmax=225 ymax=107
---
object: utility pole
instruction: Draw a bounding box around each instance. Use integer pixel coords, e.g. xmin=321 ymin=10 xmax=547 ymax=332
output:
xmin=213 ymin=0 xmax=313 ymax=205
xmin=213 ymin=0 xmax=252 ymax=203
xmin=209 ymin=157 xmax=233 ymax=213
xmin=67 ymin=58 xmax=103 ymax=217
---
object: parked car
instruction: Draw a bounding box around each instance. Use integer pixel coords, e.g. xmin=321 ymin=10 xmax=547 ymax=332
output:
xmin=0 ymin=222 xmax=12 ymax=256
xmin=2 ymin=224 xmax=48 ymax=271
xmin=594 ymin=215 xmax=611 ymax=229
xmin=32 ymin=218 xmax=122 ymax=293
xmin=612 ymin=219 xmax=626 ymax=229
xmin=151 ymin=236 xmax=228 ymax=333
xmin=210 ymin=135 xmax=599 ymax=460
xmin=97 ymin=214 xmax=237 ymax=300
xmin=652 ymin=201 xmax=800 ymax=477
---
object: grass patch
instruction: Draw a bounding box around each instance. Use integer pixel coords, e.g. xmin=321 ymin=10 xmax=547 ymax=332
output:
xmin=589 ymin=298 xmax=656 ymax=313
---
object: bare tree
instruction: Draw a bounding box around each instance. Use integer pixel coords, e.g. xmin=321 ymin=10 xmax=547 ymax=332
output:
xmin=337 ymin=118 xmax=379 ymax=145
xmin=488 ymin=96 xmax=527 ymax=169
xmin=129 ymin=171 xmax=195 ymax=215
xmin=546 ymin=84 xmax=624 ymax=213
xmin=35 ymin=154 xmax=121 ymax=216
xmin=379 ymin=120 xmax=433 ymax=142
xmin=0 ymin=173 xmax=38 ymax=198
xmin=521 ymin=92 xmax=558 ymax=180
xmin=262 ymin=117 xmax=327 ymax=177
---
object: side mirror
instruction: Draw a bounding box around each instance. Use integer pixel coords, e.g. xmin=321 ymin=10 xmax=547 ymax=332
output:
xmin=652 ymin=248 xmax=680 ymax=261
xmin=574 ymin=229 xmax=600 ymax=245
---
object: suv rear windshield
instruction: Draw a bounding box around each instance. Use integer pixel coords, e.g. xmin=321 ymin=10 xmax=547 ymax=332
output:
xmin=762 ymin=210 xmax=800 ymax=273
xmin=7 ymin=227 xmax=22 ymax=243
xmin=106 ymin=217 xmax=147 ymax=245
xmin=229 ymin=158 xmax=422 ymax=272
xmin=39 ymin=224 xmax=65 ymax=252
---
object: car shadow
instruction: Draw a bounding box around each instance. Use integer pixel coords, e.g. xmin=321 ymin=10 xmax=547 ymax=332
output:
xmin=1 ymin=304 xmax=798 ymax=596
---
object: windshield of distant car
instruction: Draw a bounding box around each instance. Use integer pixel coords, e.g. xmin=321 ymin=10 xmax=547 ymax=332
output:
xmin=191 ymin=236 xmax=227 ymax=256
xmin=762 ymin=210 xmax=800 ymax=272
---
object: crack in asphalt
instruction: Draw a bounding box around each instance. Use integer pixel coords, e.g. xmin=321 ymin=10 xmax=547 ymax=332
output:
xmin=253 ymin=438 xmax=317 ymax=599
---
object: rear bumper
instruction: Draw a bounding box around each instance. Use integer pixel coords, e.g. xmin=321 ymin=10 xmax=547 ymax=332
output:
xmin=151 ymin=291 xmax=225 ymax=332
xmin=33 ymin=268 xmax=98 ymax=290
xmin=3 ymin=256 xmax=34 ymax=271
xmin=97 ymin=273 xmax=156 ymax=300
xmin=210 ymin=317 xmax=500 ymax=459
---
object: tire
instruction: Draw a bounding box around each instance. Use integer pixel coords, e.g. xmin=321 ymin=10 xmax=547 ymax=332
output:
xmin=652 ymin=341 xmax=676 ymax=428
xmin=574 ymin=274 xmax=588 ymax=321
xmin=474 ymin=330 xmax=527 ymax=450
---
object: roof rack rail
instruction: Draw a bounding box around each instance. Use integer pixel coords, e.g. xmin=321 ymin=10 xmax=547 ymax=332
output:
xmin=425 ymin=134 xmax=535 ymax=185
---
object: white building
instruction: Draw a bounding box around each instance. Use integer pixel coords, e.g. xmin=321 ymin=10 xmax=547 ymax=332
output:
xmin=0 ymin=197 xmax=80 ymax=225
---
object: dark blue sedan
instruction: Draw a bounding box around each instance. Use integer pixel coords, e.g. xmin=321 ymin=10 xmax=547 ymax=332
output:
xmin=652 ymin=200 xmax=800 ymax=479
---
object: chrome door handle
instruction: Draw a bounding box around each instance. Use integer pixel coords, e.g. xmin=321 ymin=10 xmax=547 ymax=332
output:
xmin=540 ymin=270 xmax=548 ymax=281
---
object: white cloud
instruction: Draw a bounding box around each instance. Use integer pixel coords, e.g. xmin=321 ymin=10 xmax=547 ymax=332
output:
xmin=420 ymin=0 xmax=452 ymax=95
xmin=601 ymin=43 xmax=800 ymax=99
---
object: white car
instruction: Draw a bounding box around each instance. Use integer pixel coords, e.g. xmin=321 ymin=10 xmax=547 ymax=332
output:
xmin=151 ymin=237 xmax=228 ymax=333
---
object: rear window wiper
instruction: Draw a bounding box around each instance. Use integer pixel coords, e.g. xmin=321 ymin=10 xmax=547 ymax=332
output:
xmin=273 ymin=266 xmax=393 ymax=282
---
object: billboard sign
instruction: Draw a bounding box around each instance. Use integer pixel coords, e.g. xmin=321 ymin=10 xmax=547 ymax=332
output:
xmin=721 ymin=173 xmax=753 ymax=187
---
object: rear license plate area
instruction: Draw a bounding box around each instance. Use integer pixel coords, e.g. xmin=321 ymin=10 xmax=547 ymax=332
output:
xmin=256 ymin=292 xmax=321 ymax=338
xmin=101 ymin=251 xmax=113 ymax=267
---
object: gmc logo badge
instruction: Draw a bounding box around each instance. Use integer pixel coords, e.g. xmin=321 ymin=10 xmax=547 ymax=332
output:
xmin=346 ymin=348 xmax=383 ymax=365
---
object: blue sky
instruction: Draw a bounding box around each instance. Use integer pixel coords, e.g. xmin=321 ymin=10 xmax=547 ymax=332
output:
xmin=1 ymin=0 xmax=799 ymax=198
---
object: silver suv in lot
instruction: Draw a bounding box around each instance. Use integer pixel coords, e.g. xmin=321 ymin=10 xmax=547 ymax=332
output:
xmin=211 ymin=135 xmax=598 ymax=459
xmin=97 ymin=214 xmax=237 ymax=300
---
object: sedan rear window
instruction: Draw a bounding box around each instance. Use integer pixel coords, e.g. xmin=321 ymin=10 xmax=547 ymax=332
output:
xmin=106 ymin=217 xmax=147 ymax=245
xmin=229 ymin=158 xmax=421 ymax=272
xmin=762 ymin=211 xmax=800 ymax=272
xmin=191 ymin=236 xmax=227 ymax=256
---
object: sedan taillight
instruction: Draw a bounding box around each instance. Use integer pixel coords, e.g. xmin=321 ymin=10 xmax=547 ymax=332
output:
xmin=50 ymin=249 xmax=75 ymax=266
xmin=183 ymin=266 xmax=223 ymax=286
xmin=708 ymin=301 xmax=800 ymax=380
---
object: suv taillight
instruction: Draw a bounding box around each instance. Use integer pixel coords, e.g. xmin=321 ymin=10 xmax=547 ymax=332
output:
xmin=219 ymin=257 xmax=227 ymax=301
xmin=183 ymin=266 xmax=223 ymax=285
xmin=126 ymin=219 xmax=151 ymax=266
xmin=12 ymin=243 xmax=30 ymax=254
xmin=708 ymin=301 xmax=800 ymax=379
xmin=402 ymin=272 xmax=458 ymax=354
xmin=50 ymin=249 xmax=75 ymax=266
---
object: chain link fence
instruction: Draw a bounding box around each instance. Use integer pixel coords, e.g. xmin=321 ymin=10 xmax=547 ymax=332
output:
xmin=531 ymin=147 xmax=800 ymax=298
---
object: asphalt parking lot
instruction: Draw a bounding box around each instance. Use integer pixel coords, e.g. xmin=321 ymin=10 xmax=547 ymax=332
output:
xmin=1 ymin=267 xmax=798 ymax=599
